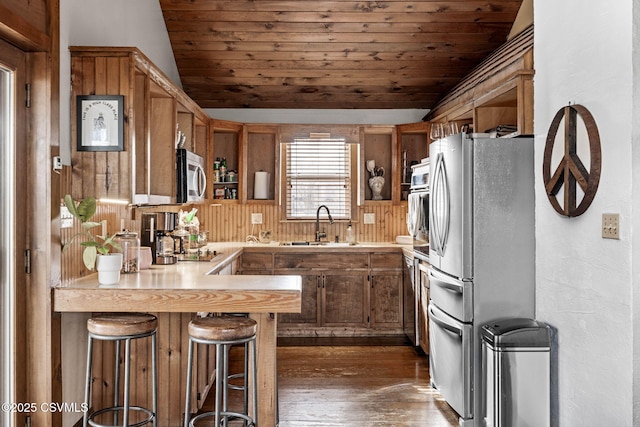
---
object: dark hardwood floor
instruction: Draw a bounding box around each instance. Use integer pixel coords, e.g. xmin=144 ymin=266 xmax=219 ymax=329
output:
xmin=199 ymin=338 xmax=459 ymax=426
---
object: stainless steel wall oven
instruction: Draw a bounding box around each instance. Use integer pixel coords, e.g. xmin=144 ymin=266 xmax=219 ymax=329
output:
xmin=404 ymin=158 xmax=430 ymax=347
xmin=407 ymin=159 xmax=429 ymax=258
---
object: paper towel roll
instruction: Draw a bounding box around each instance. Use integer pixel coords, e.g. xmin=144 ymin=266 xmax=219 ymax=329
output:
xmin=254 ymin=171 xmax=269 ymax=199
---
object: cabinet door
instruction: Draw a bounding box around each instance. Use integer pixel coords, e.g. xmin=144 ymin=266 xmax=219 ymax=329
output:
xmin=278 ymin=272 xmax=320 ymax=326
xmin=370 ymin=271 xmax=403 ymax=329
xmin=322 ymin=271 xmax=368 ymax=327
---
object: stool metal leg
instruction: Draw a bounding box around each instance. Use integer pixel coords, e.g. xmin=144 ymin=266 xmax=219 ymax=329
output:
xmin=215 ymin=342 xmax=224 ymax=427
xmin=114 ymin=340 xmax=121 ymax=426
xmin=243 ymin=342 xmax=249 ymax=426
xmin=223 ymin=344 xmax=229 ymax=427
xmin=184 ymin=338 xmax=194 ymax=427
xmin=227 ymin=343 xmax=250 ymax=426
xmin=83 ymin=336 xmax=94 ymax=427
xmin=250 ymin=337 xmax=258 ymax=427
xmin=152 ymin=332 xmax=158 ymax=427
xmin=123 ymin=338 xmax=131 ymax=427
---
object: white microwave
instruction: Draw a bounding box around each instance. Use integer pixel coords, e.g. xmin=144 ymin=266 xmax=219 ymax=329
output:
xmin=176 ymin=149 xmax=206 ymax=203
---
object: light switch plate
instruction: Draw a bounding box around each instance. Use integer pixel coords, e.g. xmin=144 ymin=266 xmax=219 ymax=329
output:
xmin=251 ymin=213 xmax=263 ymax=225
xmin=363 ymin=213 xmax=375 ymax=224
xmin=602 ymin=213 xmax=619 ymax=239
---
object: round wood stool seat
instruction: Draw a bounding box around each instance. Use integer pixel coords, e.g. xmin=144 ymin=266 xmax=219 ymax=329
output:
xmin=87 ymin=312 xmax=158 ymax=337
xmin=188 ymin=316 xmax=257 ymax=342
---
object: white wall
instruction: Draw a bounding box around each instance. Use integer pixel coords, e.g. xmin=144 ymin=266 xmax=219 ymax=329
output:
xmin=535 ymin=1 xmax=635 ymax=425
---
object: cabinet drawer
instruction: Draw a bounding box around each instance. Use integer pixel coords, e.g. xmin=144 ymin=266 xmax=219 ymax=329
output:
xmin=370 ymin=253 xmax=403 ymax=269
xmin=241 ymin=252 xmax=273 ymax=270
xmin=274 ymin=253 xmax=368 ymax=269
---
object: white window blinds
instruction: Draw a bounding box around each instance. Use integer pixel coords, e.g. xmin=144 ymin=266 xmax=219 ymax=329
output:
xmin=285 ymin=138 xmax=351 ymax=219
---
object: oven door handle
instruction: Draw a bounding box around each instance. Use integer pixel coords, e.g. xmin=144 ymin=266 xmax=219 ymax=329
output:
xmin=428 ymin=304 xmax=462 ymax=337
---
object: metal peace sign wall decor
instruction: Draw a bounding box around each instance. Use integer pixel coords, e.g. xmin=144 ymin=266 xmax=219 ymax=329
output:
xmin=542 ymin=104 xmax=601 ymax=217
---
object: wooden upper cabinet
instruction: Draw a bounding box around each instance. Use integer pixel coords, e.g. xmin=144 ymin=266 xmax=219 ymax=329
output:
xmin=424 ymin=25 xmax=534 ymax=138
xmin=396 ymin=122 xmax=429 ymax=202
xmin=359 ymin=123 xmax=428 ymax=205
xmin=360 ymin=126 xmax=395 ymax=203
xmin=69 ymin=46 xmax=209 ymax=204
xmin=244 ymin=124 xmax=279 ymax=203
xmin=210 ymin=119 xmax=242 ymax=202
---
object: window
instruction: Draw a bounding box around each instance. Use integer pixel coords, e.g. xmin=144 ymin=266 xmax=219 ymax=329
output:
xmin=284 ymin=137 xmax=357 ymax=220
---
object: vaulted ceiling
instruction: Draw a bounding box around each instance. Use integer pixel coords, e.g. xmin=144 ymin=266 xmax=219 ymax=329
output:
xmin=159 ymin=1 xmax=525 ymax=110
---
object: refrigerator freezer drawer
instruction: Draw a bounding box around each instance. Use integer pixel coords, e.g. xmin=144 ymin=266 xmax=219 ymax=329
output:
xmin=428 ymin=303 xmax=473 ymax=420
xmin=429 ymin=267 xmax=473 ymax=323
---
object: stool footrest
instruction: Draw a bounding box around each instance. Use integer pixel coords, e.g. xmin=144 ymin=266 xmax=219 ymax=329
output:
xmin=189 ymin=410 xmax=255 ymax=427
xmin=227 ymin=372 xmax=246 ymax=391
xmin=87 ymin=405 xmax=154 ymax=427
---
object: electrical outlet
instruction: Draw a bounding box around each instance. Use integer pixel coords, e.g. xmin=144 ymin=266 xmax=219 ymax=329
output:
xmin=363 ymin=213 xmax=375 ymax=224
xmin=602 ymin=213 xmax=620 ymax=239
xmin=61 ymin=205 xmax=73 ymax=229
xmin=251 ymin=213 xmax=263 ymax=225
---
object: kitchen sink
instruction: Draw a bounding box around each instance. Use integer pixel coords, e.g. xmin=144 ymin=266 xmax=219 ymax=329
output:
xmin=176 ymin=249 xmax=224 ymax=262
xmin=279 ymin=241 xmax=356 ymax=247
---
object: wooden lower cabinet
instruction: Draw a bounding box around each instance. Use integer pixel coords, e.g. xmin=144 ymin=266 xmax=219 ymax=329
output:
xmin=322 ymin=271 xmax=368 ymax=328
xmin=417 ymin=259 xmax=430 ymax=354
xmin=370 ymin=271 xmax=403 ymax=329
xmin=276 ymin=270 xmax=368 ymax=331
xmin=370 ymin=252 xmax=404 ymax=331
xmin=243 ymin=248 xmax=404 ymax=337
xmin=278 ymin=272 xmax=320 ymax=325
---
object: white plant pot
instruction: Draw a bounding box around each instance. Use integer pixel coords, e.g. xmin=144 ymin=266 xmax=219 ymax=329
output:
xmin=96 ymin=253 xmax=123 ymax=285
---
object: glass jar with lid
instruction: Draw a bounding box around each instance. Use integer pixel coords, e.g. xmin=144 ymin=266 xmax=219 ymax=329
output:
xmin=114 ymin=230 xmax=140 ymax=273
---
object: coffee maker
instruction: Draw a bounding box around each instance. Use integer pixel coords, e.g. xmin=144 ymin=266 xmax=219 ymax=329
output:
xmin=141 ymin=212 xmax=178 ymax=264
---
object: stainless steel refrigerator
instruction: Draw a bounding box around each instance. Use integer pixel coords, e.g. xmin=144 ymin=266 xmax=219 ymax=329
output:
xmin=428 ymin=133 xmax=535 ymax=427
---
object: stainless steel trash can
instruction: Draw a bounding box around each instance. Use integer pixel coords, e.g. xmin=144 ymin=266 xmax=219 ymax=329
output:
xmin=482 ymin=318 xmax=551 ymax=427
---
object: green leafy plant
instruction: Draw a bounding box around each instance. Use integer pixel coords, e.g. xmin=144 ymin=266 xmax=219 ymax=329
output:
xmin=62 ymin=194 xmax=121 ymax=271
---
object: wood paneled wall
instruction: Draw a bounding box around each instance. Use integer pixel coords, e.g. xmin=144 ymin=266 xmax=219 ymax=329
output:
xmin=60 ymin=202 xmax=139 ymax=283
xmin=199 ymin=202 xmax=408 ymax=244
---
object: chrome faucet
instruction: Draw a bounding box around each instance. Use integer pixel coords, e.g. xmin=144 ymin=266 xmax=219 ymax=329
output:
xmin=315 ymin=205 xmax=334 ymax=242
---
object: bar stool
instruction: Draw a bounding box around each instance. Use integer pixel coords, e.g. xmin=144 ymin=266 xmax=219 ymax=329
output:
xmin=83 ymin=313 xmax=158 ymax=427
xmin=184 ymin=316 xmax=258 ymax=427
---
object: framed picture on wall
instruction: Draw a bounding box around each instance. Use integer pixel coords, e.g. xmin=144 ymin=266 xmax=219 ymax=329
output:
xmin=76 ymin=95 xmax=124 ymax=152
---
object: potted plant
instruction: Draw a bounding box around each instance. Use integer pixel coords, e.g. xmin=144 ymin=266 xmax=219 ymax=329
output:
xmin=63 ymin=194 xmax=122 ymax=284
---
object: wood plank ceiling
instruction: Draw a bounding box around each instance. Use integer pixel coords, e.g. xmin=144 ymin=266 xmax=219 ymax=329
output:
xmin=159 ymin=0 xmax=524 ymax=110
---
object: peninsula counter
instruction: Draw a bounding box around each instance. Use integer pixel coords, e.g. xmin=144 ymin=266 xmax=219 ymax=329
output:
xmin=54 ymin=258 xmax=302 ymax=427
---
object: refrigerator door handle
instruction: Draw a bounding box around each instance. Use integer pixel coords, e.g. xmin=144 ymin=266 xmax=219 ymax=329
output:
xmin=430 ymin=152 xmax=450 ymax=257
xmin=429 ymin=268 xmax=464 ymax=294
xmin=428 ymin=304 xmax=462 ymax=337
